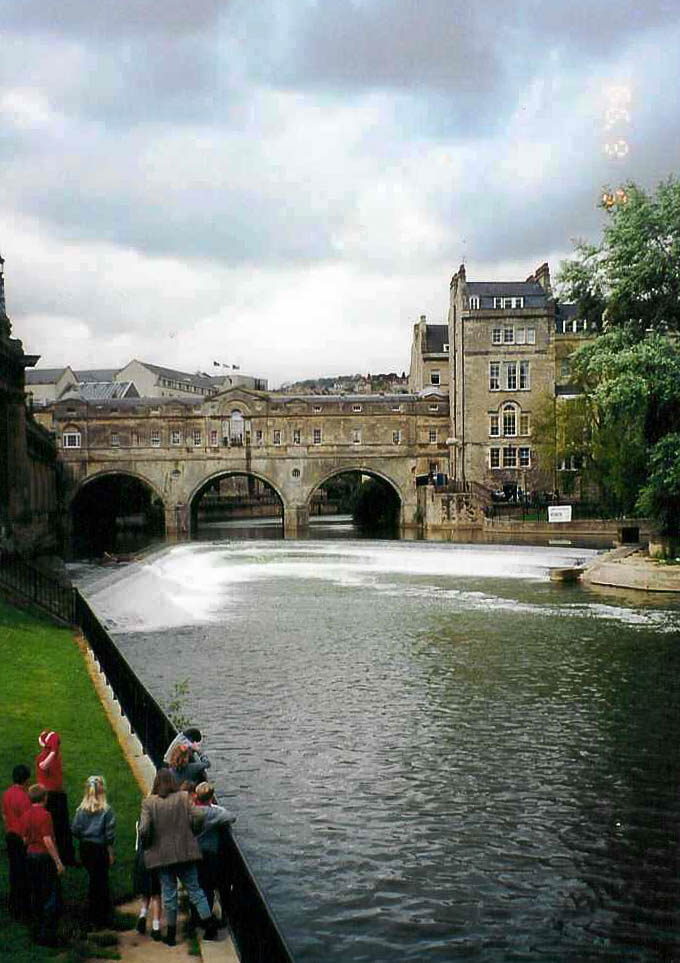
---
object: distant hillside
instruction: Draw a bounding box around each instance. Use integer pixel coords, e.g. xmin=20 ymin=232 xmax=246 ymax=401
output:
xmin=279 ymin=372 xmax=408 ymax=394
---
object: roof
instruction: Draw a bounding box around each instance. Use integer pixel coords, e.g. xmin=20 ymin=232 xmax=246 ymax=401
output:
xmin=75 ymin=368 xmax=118 ymax=382
xmin=135 ymin=361 xmax=217 ymax=388
xmin=467 ymin=281 xmax=547 ymax=298
xmin=424 ymin=324 xmax=448 ymax=353
xmin=25 ymin=367 xmax=70 ymax=385
xmin=61 ymin=381 xmax=139 ymax=401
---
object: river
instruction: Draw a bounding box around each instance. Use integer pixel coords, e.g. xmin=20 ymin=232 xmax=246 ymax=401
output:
xmin=75 ymin=533 xmax=680 ymax=962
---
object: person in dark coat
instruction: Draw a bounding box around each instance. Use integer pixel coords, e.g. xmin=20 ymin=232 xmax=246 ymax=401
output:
xmin=138 ymin=769 xmax=218 ymax=946
xmin=194 ymin=782 xmax=236 ymax=924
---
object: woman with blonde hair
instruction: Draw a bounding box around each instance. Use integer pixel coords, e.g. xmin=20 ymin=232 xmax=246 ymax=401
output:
xmin=71 ymin=775 xmax=116 ymax=928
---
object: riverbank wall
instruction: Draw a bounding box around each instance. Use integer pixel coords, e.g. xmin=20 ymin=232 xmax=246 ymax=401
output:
xmin=582 ymin=546 xmax=680 ymax=593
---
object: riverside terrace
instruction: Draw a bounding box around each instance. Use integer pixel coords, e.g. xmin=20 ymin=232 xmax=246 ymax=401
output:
xmin=51 ymin=386 xmax=451 ymax=537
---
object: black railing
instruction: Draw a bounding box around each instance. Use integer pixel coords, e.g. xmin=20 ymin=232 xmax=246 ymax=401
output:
xmin=74 ymin=591 xmax=296 ymax=963
xmin=0 ymin=549 xmax=75 ymax=623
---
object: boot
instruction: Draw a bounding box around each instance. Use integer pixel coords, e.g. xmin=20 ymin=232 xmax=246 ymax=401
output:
xmin=202 ymin=915 xmax=219 ymax=941
xmin=164 ymin=924 xmax=176 ymax=947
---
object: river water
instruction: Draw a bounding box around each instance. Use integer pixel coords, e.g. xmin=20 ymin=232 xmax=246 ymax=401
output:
xmin=76 ymin=535 xmax=680 ymax=962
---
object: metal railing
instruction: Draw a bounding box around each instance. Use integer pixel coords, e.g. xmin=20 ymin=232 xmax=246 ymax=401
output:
xmin=74 ymin=590 xmax=296 ymax=963
xmin=0 ymin=549 xmax=75 ymax=622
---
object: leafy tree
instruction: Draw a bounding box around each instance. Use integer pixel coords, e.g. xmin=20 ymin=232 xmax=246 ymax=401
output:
xmin=559 ymin=177 xmax=680 ymax=337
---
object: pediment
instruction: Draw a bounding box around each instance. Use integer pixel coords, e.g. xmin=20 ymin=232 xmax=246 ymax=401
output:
xmin=204 ymin=386 xmax=267 ymax=416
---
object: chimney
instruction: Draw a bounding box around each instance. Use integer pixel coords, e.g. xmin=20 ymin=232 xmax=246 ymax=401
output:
xmin=0 ymin=252 xmax=11 ymax=337
xmin=420 ymin=314 xmax=426 ymax=322
xmin=533 ymin=262 xmax=552 ymax=294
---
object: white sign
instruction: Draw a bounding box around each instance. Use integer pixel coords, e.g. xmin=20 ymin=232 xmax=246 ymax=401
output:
xmin=549 ymin=505 xmax=572 ymax=523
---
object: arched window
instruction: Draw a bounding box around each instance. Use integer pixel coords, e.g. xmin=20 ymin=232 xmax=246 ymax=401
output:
xmin=292 ymin=468 xmax=301 ymax=479
xmin=503 ymin=404 xmax=516 ymax=437
xmin=229 ymin=410 xmax=244 ymax=445
xmin=62 ymin=424 xmax=82 ymax=449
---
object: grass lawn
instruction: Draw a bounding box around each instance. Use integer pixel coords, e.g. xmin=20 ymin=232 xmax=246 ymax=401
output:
xmin=0 ymin=597 xmax=144 ymax=961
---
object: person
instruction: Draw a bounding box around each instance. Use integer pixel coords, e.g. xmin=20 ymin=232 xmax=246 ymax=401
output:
xmin=139 ymin=768 xmax=218 ymax=946
xmin=2 ymin=764 xmax=31 ymax=918
xmin=168 ymin=744 xmax=210 ymax=786
xmin=194 ymin=782 xmax=236 ymax=925
xmin=163 ymin=728 xmax=211 ymax=776
xmin=132 ymin=820 xmax=162 ymax=940
xmin=20 ymin=783 xmax=64 ymax=946
xmin=71 ymin=776 xmax=116 ymax=928
xmin=35 ymin=730 xmax=75 ymax=865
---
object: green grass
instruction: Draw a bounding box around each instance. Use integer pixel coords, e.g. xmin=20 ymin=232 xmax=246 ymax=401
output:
xmin=0 ymin=597 xmax=145 ymax=961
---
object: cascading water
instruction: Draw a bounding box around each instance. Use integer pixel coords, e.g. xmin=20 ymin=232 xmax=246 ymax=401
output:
xmin=75 ymin=540 xmax=680 ymax=962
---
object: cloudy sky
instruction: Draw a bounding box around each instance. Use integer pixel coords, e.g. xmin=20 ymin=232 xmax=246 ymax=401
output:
xmin=3 ymin=0 xmax=679 ymax=387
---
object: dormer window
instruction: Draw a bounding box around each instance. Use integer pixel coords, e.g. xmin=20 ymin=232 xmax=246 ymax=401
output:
xmin=469 ymin=296 xmax=480 ymax=309
xmin=494 ymin=296 xmax=525 ymax=309
xmin=443 ymin=343 xmax=449 ymax=352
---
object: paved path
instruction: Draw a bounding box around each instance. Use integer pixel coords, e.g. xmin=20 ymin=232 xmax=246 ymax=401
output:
xmin=116 ymin=900 xmax=240 ymax=962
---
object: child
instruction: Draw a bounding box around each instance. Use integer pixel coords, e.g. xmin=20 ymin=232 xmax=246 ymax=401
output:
xmin=133 ymin=820 xmax=162 ymax=940
xmin=194 ymin=781 xmax=237 ymax=925
xmin=20 ymin=783 xmax=64 ymax=946
xmin=2 ymin=764 xmax=31 ymax=918
xmin=71 ymin=776 xmax=116 ymax=929
xmin=35 ymin=729 xmax=75 ymax=865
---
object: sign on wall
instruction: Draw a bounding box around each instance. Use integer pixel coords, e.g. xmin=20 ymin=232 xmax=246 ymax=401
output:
xmin=549 ymin=505 xmax=573 ymax=523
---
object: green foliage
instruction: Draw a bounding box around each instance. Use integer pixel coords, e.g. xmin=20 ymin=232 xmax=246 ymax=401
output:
xmin=165 ymin=678 xmax=191 ymax=731
xmin=0 ymin=598 xmax=143 ymax=961
xmin=636 ymin=433 xmax=680 ymax=535
xmin=558 ymin=177 xmax=680 ymax=336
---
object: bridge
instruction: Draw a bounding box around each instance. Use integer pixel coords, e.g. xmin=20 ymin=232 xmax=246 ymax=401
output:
xmin=52 ymin=386 xmax=451 ymax=537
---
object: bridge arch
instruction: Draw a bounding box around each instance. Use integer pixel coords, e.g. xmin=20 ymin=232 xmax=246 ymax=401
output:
xmin=306 ymin=465 xmax=404 ymax=508
xmin=306 ymin=465 xmax=404 ymax=534
xmin=188 ymin=469 xmax=286 ymax=538
xmin=69 ymin=469 xmax=167 ymax=556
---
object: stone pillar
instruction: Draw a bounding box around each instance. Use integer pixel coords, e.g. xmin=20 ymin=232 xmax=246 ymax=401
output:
xmin=284 ymin=503 xmax=309 ymax=538
xmin=165 ymin=503 xmax=190 ymax=541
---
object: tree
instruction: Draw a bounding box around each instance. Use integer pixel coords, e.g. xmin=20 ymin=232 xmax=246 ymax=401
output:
xmin=559 ymin=178 xmax=680 ymax=337
xmin=556 ymin=179 xmax=680 ymax=533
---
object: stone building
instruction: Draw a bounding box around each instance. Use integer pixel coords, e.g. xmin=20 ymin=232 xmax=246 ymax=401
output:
xmin=0 ymin=255 xmax=58 ymax=553
xmin=408 ymin=315 xmax=449 ymax=392
xmin=115 ymin=360 xmax=267 ymax=399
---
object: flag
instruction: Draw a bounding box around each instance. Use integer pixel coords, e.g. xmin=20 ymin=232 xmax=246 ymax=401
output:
xmin=213 ymin=361 xmax=219 ymax=366
xmin=233 ymin=364 xmax=240 ymax=370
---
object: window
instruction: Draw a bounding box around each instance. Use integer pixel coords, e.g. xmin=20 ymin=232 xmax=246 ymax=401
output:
xmin=492 ymin=327 xmax=502 ymax=344
xmin=520 ymin=413 xmax=530 ymax=436
xmin=505 ymin=361 xmax=517 ymax=390
xmin=293 ymin=428 xmax=301 ymax=445
xmin=193 ymin=430 xmax=201 ymax=446
xmin=560 ymin=360 xmax=571 ymax=378
xmin=273 ymin=429 xmax=281 ymax=446
xmin=527 ymin=328 xmax=536 ymax=344
xmin=489 ymin=362 xmax=500 ymax=391
xmin=469 ymin=296 xmax=480 ymax=309
xmin=516 ymin=327 xmax=526 ymax=344
xmin=313 ymin=428 xmax=322 ymax=445
xmin=502 ymin=405 xmax=516 ymax=436
xmin=171 ymin=430 xmax=181 ymax=445
xmin=494 ymin=296 xmax=524 ymax=309
xmin=519 ymin=447 xmax=531 ymax=468
xmin=151 ymin=430 xmax=161 ymax=447
xmin=392 ymin=404 xmax=402 ymax=412
xmin=352 ymin=404 xmax=362 ymax=412
xmin=489 ymin=414 xmax=500 ymax=437
xmin=428 ymin=428 xmax=437 ymax=443
xmin=503 ymin=327 xmax=514 ymax=344
xmin=443 ymin=343 xmax=449 ymax=352
xmin=292 ymin=468 xmax=301 ymax=478
xmin=519 ymin=360 xmax=530 ymax=390
xmin=313 ymin=405 xmax=322 ymax=412
xmin=559 ymin=454 xmax=583 ymax=471
xmin=256 ymin=430 xmax=263 ymax=444
xmin=503 ymin=446 xmax=517 ymax=468
xmin=430 ymin=370 xmax=440 ymax=386
xmin=210 ymin=429 xmax=218 ymax=446
xmin=110 ymin=432 xmax=120 ymax=447
xmin=392 ymin=430 xmax=401 ymax=445
xmin=131 ymin=432 xmax=139 ymax=447
xmin=62 ymin=431 xmax=81 ymax=449
xmin=428 ymin=403 xmax=439 ymax=411
xmin=352 ymin=429 xmax=361 ymax=445
xmin=489 ymin=447 xmax=500 ymax=468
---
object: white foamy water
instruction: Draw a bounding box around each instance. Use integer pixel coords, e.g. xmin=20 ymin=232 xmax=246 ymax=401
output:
xmin=82 ymin=539 xmax=619 ymax=633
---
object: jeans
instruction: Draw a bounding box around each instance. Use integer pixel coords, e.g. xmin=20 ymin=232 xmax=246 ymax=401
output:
xmin=159 ymin=862 xmax=210 ymax=925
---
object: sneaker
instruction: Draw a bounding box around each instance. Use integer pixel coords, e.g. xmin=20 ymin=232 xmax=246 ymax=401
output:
xmin=136 ymin=916 xmax=147 ymax=935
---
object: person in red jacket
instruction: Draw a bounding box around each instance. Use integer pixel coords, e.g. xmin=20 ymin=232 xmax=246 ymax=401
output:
xmin=2 ymin=764 xmax=31 ymax=918
xmin=20 ymin=784 xmax=65 ymax=946
xmin=35 ymin=730 xmax=75 ymax=865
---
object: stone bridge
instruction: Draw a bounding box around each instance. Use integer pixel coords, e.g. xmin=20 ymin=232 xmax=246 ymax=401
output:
xmin=53 ymin=386 xmax=451 ymax=537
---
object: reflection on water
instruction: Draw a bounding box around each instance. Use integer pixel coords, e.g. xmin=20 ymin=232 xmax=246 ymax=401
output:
xmin=75 ymin=540 xmax=680 ymax=962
